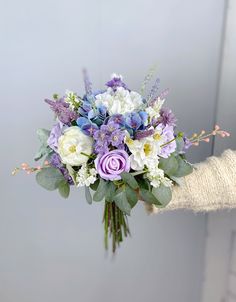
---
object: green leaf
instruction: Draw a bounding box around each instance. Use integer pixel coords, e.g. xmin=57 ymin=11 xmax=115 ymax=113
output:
xmin=113 ymin=190 xmax=131 ymax=215
xmin=34 ymin=128 xmax=51 ymax=161
xmin=36 ymin=167 xmax=65 ymax=191
xmin=137 ymin=177 xmax=150 ymax=190
xmin=90 ymin=179 xmax=99 ymax=191
xmin=175 ymin=136 xmax=185 ymax=153
xmin=58 ymin=181 xmax=70 ymax=198
xmin=159 ymin=155 xmax=178 ymax=176
xmin=172 ymin=156 xmax=193 ymax=177
xmin=139 ymin=188 xmax=162 ymax=206
xmin=152 ymin=185 xmax=172 ymax=207
xmin=66 ymin=164 xmax=77 ymax=185
xmin=121 ymin=172 xmax=139 ymax=189
xmin=36 ymin=128 xmax=50 ymax=144
xmin=85 ymin=186 xmax=92 ymax=204
xmin=105 ymin=182 xmax=116 ymax=201
xmin=126 ymin=185 xmax=138 ymax=208
xmin=93 ymin=178 xmax=108 ymax=202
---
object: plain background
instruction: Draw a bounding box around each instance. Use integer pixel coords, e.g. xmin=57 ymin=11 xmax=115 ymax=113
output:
xmin=0 ymin=0 xmax=235 ymax=301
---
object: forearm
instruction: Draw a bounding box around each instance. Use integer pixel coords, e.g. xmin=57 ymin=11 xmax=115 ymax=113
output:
xmin=145 ymin=149 xmax=236 ymax=213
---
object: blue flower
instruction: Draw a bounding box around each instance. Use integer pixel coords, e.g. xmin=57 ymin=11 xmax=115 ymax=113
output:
xmin=125 ymin=111 xmax=148 ymax=130
xmin=76 ymin=117 xmax=98 ymax=136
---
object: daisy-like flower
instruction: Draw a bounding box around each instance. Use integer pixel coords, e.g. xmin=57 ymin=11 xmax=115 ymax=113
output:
xmin=145 ymin=97 xmax=165 ymax=121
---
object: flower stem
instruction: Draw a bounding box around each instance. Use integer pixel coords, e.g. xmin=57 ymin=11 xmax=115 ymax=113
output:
xmin=103 ymin=201 xmax=130 ymax=253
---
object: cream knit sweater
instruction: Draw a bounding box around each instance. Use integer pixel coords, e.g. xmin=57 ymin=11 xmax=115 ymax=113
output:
xmin=144 ymin=149 xmax=236 ymax=214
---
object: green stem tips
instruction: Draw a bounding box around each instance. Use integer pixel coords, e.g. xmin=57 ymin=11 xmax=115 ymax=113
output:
xmin=103 ymin=201 xmax=130 ymax=253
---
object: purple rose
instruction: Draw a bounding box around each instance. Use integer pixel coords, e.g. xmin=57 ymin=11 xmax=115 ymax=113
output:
xmin=95 ymin=150 xmax=130 ymax=180
xmin=47 ymin=122 xmax=63 ymax=152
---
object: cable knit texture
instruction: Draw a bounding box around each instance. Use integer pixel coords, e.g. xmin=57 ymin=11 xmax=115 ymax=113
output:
xmin=144 ymin=149 xmax=236 ymax=213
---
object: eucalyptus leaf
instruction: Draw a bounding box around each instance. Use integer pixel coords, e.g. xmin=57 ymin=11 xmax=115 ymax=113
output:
xmin=58 ymin=181 xmax=70 ymax=198
xmin=85 ymin=186 xmax=92 ymax=204
xmin=113 ymin=191 xmax=131 ymax=215
xmin=66 ymin=164 xmax=77 ymax=185
xmin=36 ymin=167 xmax=65 ymax=191
xmin=36 ymin=128 xmax=50 ymax=144
xmin=90 ymin=179 xmax=99 ymax=191
xmin=126 ymin=185 xmax=138 ymax=208
xmin=159 ymin=155 xmax=178 ymax=176
xmin=93 ymin=178 xmax=108 ymax=202
xmin=121 ymin=172 xmax=138 ymax=189
xmin=152 ymin=184 xmax=172 ymax=207
xmin=172 ymin=156 xmax=193 ymax=177
xmin=175 ymin=136 xmax=185 ymax=153
xmin=139 ymin=188 xmax=161 ymax=206
xmin=105 ymin=182 xmax=116 ymax=201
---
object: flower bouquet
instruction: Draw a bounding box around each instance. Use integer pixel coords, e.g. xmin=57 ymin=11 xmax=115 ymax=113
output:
xmin=13 ymin=70 xmax=229 ymax=253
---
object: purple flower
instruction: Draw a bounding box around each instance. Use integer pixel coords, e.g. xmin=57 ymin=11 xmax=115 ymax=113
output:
xmin=45 ymin=98 xmax=78 ymax=125
xmin=159 ymin=125 xmax=176 ymax=158
xmin=95 ymin=150 xmax=130 ymax=180
xmin=108 ymin=114 xmax=125 ymax=126
xmin=125 ymin=111 xmax=148 ymax=130
xmin=47 ymin=122 xmax=63 ymax=152
xmin=183 ymin=136 xmax=192 ymax=150
xmin=109 ymin=130 xmax=125 ymax=147
xmin=135 ymin=128 xmax=155 ymax=140
xmin=77 ymin=117 xmax=98 ymax=136
xmin=49 ymin=153 xmax=73 ymax=185
xmin=106 ymin=74 xmax=129 ymax=91
xmin=159 ymin=108 xmax=177 ymax=127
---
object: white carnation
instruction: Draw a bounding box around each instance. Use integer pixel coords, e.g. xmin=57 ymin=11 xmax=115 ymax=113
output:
xmin=95 ymin=87 xmax=143 ymax=115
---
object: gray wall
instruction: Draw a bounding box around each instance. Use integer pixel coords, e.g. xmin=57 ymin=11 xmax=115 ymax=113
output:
xmin=0 ymin=1 xmax=226 ymax=301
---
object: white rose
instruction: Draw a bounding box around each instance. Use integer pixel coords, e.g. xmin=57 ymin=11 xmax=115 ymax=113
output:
xmin=95 ymin=87 xmax=143 ymax=115
xmin=58 ymin=126 xmax=93 ymax=166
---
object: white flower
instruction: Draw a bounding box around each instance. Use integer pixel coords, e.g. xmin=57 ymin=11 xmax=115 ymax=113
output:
xmin=64 ymin=90 xmax=80 ymax=110
xmin=58 ymin=126 xmax=93 ymax=166
xmin=145 ymin=97 xmax=165 ymax=121
xmin=76 ymin=164 xmax=97 ymax=187
xmin=95 ymin=87 xmax=143 ymax=115
xmin=125 ymin=135 xmax=160 ymax=171
xmin=146 ymin=161 xmax=172 ymax=188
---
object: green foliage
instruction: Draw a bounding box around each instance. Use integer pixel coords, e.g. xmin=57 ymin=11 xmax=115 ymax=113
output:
xmin=85 ymin=186 xmax=92 ymax=204
xmin=90 ymin=179 xmax=99 ymax=191
xmin=126 ymin=185 xmax=138 ymax=208
xmin=34 ymin=128 xmax=51 ymax=161
xmin=36 ymin=167 xmax=65 ymax=191
xmin=121 ymin=172 xmax=138 ymax=189
xmin=139 ymin=188 xmax=161 ymax=206
xmin=93 ymin=179 xmax=108 ymax=202
xmin=113 ymin=189 xmax=131 ymax=215
xmin=66 ymin=164 xmax=77 ymax=185
xmin=172 ymin=156 xmax=193 ymax=177
xmin=58 ymin=181 xmax=70 ymax=198
xmin=159 ymin=155 xmax=178 ymax=176
xmin=152 ymin=184 xmax=172 ymax=207
xmin=175 ymin=136 xmax=185 ymax=153
xmin=105 ymin=182 xmax=116 ymax=201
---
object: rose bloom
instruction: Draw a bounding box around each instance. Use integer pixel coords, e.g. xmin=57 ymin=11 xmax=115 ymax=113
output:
xmin=58 ymin=126 xmax=93 ymax=166
xmin=95 ymin=150 xmax=130 ymax=180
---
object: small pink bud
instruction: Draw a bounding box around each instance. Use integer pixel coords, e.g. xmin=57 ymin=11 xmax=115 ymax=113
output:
xmin=204 ymin=138 xmax=210 ymax=142
xmin=44 ymin=160 xmax=49 ymax=166
xmin=21 ymin=163 xmax=28 ymax=168
xmin=201 ymin=130 xmax=206 ymax=135
xmin=215 ymin=125 xmax=220 ymax=131
xmin=36 ymin=166 xmax=41 ymax=170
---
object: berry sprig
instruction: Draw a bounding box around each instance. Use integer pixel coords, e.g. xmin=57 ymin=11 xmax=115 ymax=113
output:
xmin=12 ymin=161 xmax=50 ymax=176
xmin=189 ymin=125 xmax=230 ymax=146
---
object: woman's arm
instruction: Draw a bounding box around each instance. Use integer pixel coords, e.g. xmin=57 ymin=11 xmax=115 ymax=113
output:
xmin=144 ymin=149 xmax=236 ymax=214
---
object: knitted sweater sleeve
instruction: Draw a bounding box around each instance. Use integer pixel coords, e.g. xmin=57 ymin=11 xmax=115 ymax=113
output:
xmin=144 ymin=149 xmax=236 ymax=214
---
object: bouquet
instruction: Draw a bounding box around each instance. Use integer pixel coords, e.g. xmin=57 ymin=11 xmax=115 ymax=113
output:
xmin=13 ymin=70 xmax=229 ymax=253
